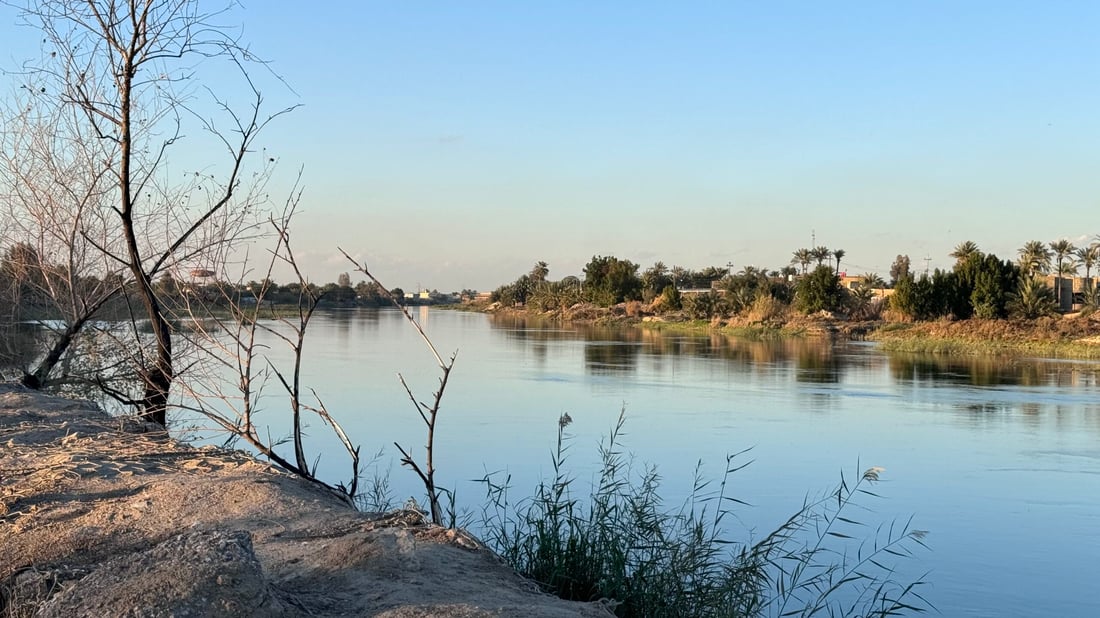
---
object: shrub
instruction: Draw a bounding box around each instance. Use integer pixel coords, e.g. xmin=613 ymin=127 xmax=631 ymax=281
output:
xmin=477 ymin=412 xmax=931 ymax=618
xmin=660 ymin=285 xmax=682 ymax=311
xmin=746 ymin=294 xmax=784 ymax=323
xmin=794 ymin=266 xmax=842 ymax=314
xmin=1008 ymin=276 xmax=1056 ymax=319
xmin=683 ymin=290 xmax=728 ymax=320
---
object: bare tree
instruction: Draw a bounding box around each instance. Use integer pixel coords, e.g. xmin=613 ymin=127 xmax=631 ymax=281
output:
xmin=11 ymin=0 xmax=293 ymax=424
xmin=341 ymin=248 xmax=456 ymax=526
xmin=0 ymin=74 xmax=124 ymax=389
xmin=173 ymin=196 xmax=360 ymax=504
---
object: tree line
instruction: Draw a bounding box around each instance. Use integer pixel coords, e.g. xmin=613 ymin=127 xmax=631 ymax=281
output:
xmin=489 ymin=238 xmax=1100 ymax=323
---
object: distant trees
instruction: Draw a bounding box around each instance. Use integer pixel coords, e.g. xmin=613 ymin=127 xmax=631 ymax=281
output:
xmin=640 ymin=262 xmax=672 ymax=302
xmin=889 ymin=251 xmax=1019 ymax=320
xmin=950 ymin=241 xmax=980 ymax=267
xmin=583 ymin=255 xmax=641 ymax=306
xmin=1049 ymin=239 xmax=1076 ymax=307
xmin=1008 ymin=277 xmax=1056 ymax=319
xmin=889 ymin=255 xmax=911 ymax=287
xmin=490 ymin=275 xmax=531 ymax=307
xmin=791 ymin=249 xmax=812 ymax=275
xmin=795 ymin=265 xmax=842 ymax=314
xmin=832 ymin=249 xmax=846 ymax=275
xmin=1078 ymin=245 xmax=1099 ymax=288
xmin=530 ymin=261 xmax=550 ymax=283
xmin=1018 ymin=241 xmax=1052 ymax=277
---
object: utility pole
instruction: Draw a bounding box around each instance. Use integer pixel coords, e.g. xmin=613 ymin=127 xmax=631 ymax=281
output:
xmin=726 ymin=261 xmax=735 ymax=277
xmin=922 ymin=256 xmax=931 ymax=276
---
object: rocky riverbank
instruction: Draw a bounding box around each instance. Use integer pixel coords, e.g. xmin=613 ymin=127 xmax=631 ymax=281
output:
xmin=0 ymin=386 xmax=613 ymax=617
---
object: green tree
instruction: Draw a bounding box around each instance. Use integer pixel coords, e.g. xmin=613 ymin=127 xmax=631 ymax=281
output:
xmin=811 ymin=246 xmax=831 ymax=267
xmin=833 ymin=248 xmax=846 ymax=275
xmin=583 ymin=255 xmax=641 ymax=306
xmin=660 ymin=284 xmax=681 ymax=310
xmin=795 ymin=265 xmax=842 ymax=314
xmin=971 ymin=271 xmax=1007 ymax=319
xmin=951 ymin=253 xmax=1018 ymax=319
xmin=889 ymin=255 xmax=910 ymax=287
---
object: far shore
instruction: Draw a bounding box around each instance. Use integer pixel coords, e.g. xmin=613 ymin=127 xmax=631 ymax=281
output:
xmin=454 ymin=302 xmax=1100 ymax=360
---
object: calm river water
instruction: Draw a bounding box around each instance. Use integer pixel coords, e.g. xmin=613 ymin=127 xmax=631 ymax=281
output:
xmin=183 ymin=307 xmax=1100 ymax=617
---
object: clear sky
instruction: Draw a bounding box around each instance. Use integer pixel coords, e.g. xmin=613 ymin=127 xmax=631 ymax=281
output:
xmin=4 ymin=1 xmax=1100 ymax=291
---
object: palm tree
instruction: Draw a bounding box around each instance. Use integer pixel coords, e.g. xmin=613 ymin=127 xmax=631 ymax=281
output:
xmin=950 ymin=241 xmax=980 ymax=267
xmin=1017 ymin=240 xmax=1052 ymax=277
xmin=833 ymin=248 xmax=846 ymax=276
xmin=791 ymin=248 xmax=812 ymax=275
xmin=738 ymin=265 xmax=763 ymax=278
xmin=861 ymin=272 xmax=886 ymax=289
xmin=529 ymin=261 xmax=549 ymax=283
xmin=1049 ymin=239 xmax=1076 ymax=309
xmin=811 ymin=246 xmax=831 ymax=267
xmin=1077 ymin=244 xmax=1099 ymax=291
xmin=670 ymin=265 xmax=688 ymax=289
xmin=1008 ymin=276 xmax=1057 ymax=319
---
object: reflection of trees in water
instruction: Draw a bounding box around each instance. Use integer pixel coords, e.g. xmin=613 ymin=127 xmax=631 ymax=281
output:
xmin=0 ymin=322 xmax=44 ymax=378
xmin=793 ymin=344 xmax=839 ymax=383
xmin=0 ymin=320 xmax=144 ymax=414
xmin=887 ymin=353 xmax=1100 ymax=388
xmin=584 ymin=341 xmax=640 ymax=374
xmin=488 ymin=314 xmax=848 ymax=378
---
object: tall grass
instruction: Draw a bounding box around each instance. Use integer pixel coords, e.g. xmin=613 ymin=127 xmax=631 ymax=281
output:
xmin=476 ymin=411 xmax=931 ymax=617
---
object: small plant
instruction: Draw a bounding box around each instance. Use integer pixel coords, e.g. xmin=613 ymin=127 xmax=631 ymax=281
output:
xmin=477 ymin=411 xmax=931 ymax=617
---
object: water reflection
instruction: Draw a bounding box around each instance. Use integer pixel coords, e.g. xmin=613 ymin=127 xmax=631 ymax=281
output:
xmin=489 ymin=313 xmax=856 ymax=381
xmin=887 ymin=352 xmax=1100 ymax=388
xmin=0 ymin=322 xmax=43 ymax=378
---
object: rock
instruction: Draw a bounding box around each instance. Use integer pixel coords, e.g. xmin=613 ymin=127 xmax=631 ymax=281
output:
xmin=0 ymin=386 xmax=613 ymax=618
xmin=37 ymin=530 xmax=287 ymax=618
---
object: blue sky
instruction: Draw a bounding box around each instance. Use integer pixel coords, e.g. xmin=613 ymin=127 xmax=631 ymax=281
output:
xmin=4 ymin=2 xmax=1100 ymax=291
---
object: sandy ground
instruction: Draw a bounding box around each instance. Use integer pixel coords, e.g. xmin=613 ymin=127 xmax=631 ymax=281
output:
xmin=0 ymin=386 xmax=613 ymax=617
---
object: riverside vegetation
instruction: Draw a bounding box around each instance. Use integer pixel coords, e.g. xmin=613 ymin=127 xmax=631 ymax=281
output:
xmin=477 ymin=241 xmax=1100 ymax=358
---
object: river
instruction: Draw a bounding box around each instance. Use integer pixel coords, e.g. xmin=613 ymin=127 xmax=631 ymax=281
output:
xmin=178 ymin=307 xmax=1100 ymax=617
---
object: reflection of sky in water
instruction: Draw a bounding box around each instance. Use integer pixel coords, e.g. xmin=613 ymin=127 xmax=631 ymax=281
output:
xmin=180 ymin=308 xmax=1100 ymax=618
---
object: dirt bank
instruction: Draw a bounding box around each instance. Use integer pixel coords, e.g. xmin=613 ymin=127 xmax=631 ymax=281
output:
xmin=0 ymin=386 xmax=613 ymax=617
